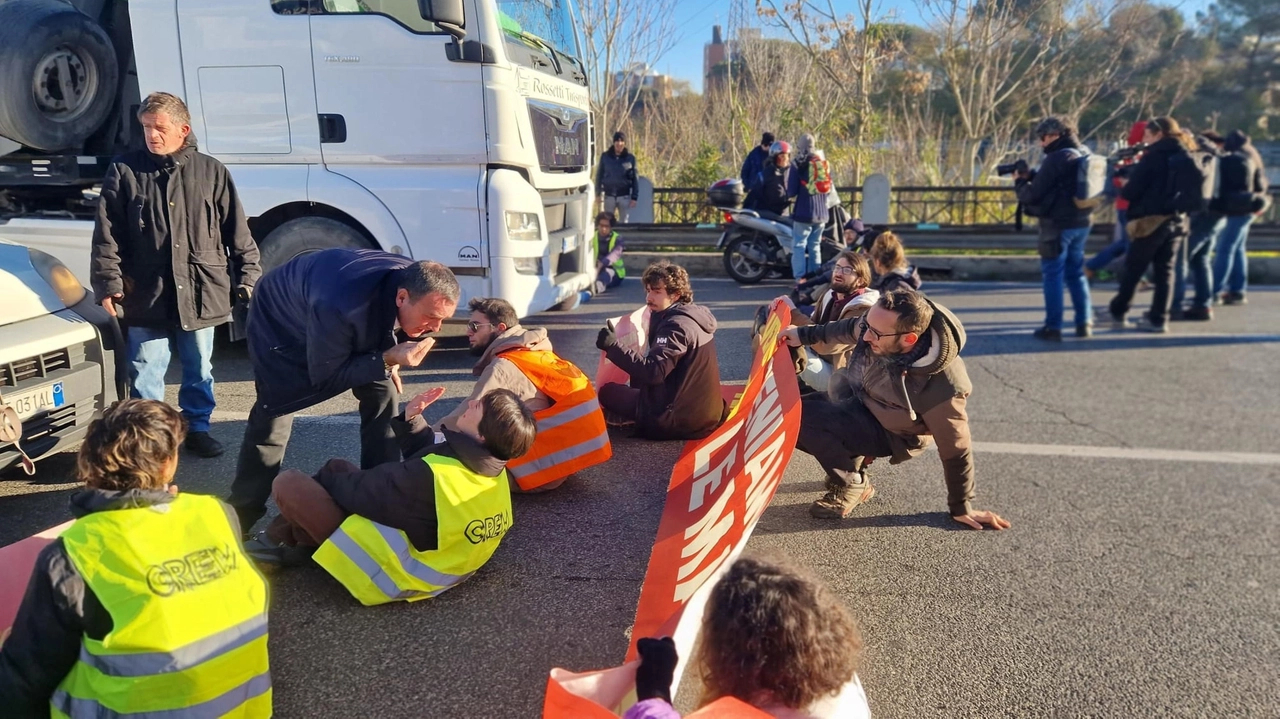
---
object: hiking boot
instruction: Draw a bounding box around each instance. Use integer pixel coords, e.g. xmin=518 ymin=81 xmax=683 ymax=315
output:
xmin=1032 ymin=327 xmax=1062 ymax=341
xmin=1220 ymin=292 xmax=1247 ymax=306
xmin=1075 ymin=323 xmax=1093 ymax=338
xmin=185 ymin=431 xmax=224 ymax=458
xmin=809 ymin=476 xmax=876 ymax=519
xmin=1182 ymin=306 xmax=1213 ymax=321
xmin=751 ymin=304 xmax=770 ymax=337
xmin=243 ymin=534 xmax=313 ymax=568
xmin=1133 ymin=316 xmax=1169 ymax=333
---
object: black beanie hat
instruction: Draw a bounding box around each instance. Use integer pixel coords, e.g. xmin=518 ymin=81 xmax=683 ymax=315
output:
xmin=613 ymin=131 xmax=626 ymax=143
xmin=762 ymin=132 xmax=775 ymax=146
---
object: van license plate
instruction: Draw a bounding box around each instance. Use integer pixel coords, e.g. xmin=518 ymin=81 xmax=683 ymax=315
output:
xmin=7 ymin=383 xmax=66 ymax=420
xmin=561 ymin=234 xmax=577 ymax=253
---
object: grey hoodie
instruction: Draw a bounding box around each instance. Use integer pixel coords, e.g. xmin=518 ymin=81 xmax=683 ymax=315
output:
xmin=439 ymin=325 xmax=555 ymax=431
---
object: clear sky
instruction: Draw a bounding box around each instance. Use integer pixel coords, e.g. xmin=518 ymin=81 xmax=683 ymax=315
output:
xmin=655 ymin=0 xmax=1214 ymax=94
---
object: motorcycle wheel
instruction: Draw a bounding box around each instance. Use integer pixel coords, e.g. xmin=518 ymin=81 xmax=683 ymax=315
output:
xmin=723 ymin=234 xmax=771 ymax=284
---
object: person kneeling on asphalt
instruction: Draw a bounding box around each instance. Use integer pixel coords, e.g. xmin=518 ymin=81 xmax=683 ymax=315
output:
xmin=248 ymin=389 xmax=536 ymax=606
xmin=785 ymin=251 xmax=879 ymax=394
xmin=0 ymin=399 xmax=272 ymax=718
xmin=438 ymin=297 xmax=609 ymax=493
xmin=596 ymin=261 xmax=727 ymax=440
xmin=780 ymin=289 xmax=1010 ymax=529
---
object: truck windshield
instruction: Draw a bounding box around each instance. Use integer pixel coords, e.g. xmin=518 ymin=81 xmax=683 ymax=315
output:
xmin=496 ymin=0 xmax=583 ymax=80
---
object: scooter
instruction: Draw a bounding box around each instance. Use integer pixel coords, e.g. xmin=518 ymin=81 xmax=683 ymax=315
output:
xmin=707 ymin=179 xmax=850 ymax=284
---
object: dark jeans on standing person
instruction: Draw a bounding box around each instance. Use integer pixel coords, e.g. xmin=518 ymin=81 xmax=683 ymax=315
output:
xmin=265 ymin=461 xmax=353 ymax=547
xmin=794 ymin=395 xmax=894 ymax=488
xmin=227 ymin=379 xmax=399 ymax=535
xmin=1108 ymin=220 xmax=1184 ymax=327
xmin=1173 ymin=212 xmax=1224 ymax=311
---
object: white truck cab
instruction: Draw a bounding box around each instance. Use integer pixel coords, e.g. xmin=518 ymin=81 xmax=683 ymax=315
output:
xmin=0 ymin=0 xmax=595 ymax=320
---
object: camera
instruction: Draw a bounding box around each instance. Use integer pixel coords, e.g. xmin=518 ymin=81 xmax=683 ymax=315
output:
xmin=996 ymin=159 xmax=1030 ymax=177
xmin=1109 ymin=143 xmax=1145 ymax=163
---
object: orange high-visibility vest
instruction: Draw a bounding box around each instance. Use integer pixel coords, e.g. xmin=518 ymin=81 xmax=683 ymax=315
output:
xmin=501 ymin=349 xmax=612 ymax=490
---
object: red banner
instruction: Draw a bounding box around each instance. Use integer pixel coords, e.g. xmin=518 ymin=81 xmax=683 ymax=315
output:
xmin=545 ymin=298 xmax=801 ymax=717
xmin=0 ymin=521 xmax=72 ymax=635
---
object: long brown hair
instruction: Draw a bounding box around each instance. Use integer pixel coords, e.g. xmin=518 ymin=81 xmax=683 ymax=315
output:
xmin=696 ymin=554 xmax=862 ymax=710
xmin=1146 ymin=117 xmax=1196 ymax=151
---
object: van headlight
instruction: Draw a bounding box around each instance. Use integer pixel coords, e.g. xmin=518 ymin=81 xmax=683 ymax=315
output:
xmin=504 ymin=211 xmax=542 ymax=241
xmin=29 ymin=249 xmax=87 ymax=307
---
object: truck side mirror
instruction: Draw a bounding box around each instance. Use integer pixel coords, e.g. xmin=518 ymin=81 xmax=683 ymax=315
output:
xmin=418 ymin=0 xmax=465 ymax=39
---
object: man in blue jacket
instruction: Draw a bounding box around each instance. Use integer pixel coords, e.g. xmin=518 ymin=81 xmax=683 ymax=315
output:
xmin=226 ymin=249 xmax=459 ymax=534
xmin=739 ymin=132 xmax=774 ymax=195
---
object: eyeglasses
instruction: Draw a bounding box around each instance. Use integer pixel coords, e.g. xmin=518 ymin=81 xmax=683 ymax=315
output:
xmin=859 ymin=316 xmax=911 ymax=341
xmin=466 ymin=321 xmax=492 ymax=332
xmin=833 ymin=264 xmax=856 ymax=276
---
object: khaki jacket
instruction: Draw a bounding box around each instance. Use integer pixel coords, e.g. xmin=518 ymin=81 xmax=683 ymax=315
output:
xmin=789 ymin=288 xmax=879 ymax=372
xmin=439 ymin=326 xmax=554 ymax=431
xmin=796 ymin=299 xmax=976 ymax=516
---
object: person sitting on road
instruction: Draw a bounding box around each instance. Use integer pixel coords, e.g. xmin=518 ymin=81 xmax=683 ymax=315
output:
xmin=593 ymin=212 xmax=627 ymax=296
xmin=780 ymin=289 xmax=1010 ymax=529
xmin=0 ymin=399 xmax=272 ymax=718
xmin=625 ymin=553 xmax=869 ymax=719
xmin=868 ymin=232 xmax=922 ymax=293
xmin=438 ymin=297 xmax=609 ymax=493
xmin=247 ymin=389 xmax=535 ymax=607
xmin=787 ymin=252 xmax=880 ymax=395
xmin=596 ymin=261 xmax=727 ymax=440
xmin=792 ymin=219 xmax=874 ymax=309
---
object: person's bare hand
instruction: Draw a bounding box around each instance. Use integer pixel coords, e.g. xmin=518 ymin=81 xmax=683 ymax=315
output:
xmin=405 ymin=387 xmax=446 ymax=419
xmin=389 ymin=364 xmax=402 ymax=393
xmin=779 ymin=327 xmax=802 ymax=347
xmin=101 ymin=294 xmax=123 ymax=317
xmin=167 ymin=484 xmax=179 ymax=496
xmin=629 ymin=199 xmax=637 ymax=209
xmin=952 ymin=509 xmax=1011 ymax=530
xmin=384 ymin=337 xmax=436 ymax=368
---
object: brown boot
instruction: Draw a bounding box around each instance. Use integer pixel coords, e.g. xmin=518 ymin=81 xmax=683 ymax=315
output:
xmin=809 ymin=474 xmax=876 ymax=519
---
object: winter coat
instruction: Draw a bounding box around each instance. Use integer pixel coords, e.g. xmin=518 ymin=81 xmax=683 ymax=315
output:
xmin=1211 ymin=150 xmax=1270 ymax=216
xmin=439 ymin=325 xmax=555 ymax=431
xmin=1121 ymin=136 xmax=1187 ymax=221
xmin=755 ymin=164 xmax=791 ymax=216
xmin=786 ymin=154 xmax=830 ymax=224
xmin=596 ymin=149 xmax=639 ymax=199
xmin=246 ymin=248 xmax=412 ymax=416
xmin=740 ymin=146 xmax=770 ymax=194
xmin=315 ymin=418 xmax=506 ymax=552
xmin=795 ymin=298 xmax=976 ymax=516
xmin=789 ymin=288 xmax=880 ymax=371
xmin=602 ymin=302 xmax=726 ymax=440
xmin=871 ymin=266 xmax=923 ymax=294
xmin=0 ymin=489 xmax=243 ymax=718
xmin=1015 ymin=134 xmax=1093 ymax=230
xmin=91 ymin=137 xmax=261 ymax=330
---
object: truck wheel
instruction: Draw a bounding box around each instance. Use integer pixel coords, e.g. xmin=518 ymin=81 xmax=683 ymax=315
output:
xmin=258 ymin=216 xmax=372 ymax=274
xmin=0 ymin=0 xmax=119 ymax=151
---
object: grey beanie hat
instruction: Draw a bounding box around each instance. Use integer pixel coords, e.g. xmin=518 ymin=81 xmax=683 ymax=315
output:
xmin=796 ymin=133 xmax=815 ymax=157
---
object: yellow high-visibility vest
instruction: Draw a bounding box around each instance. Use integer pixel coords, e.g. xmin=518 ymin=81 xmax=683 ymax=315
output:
xmin=598 ymin=231 xmax=625 ymax=278
xmin=313 ymin=454 xmax=513 ymax=606
xmin=501 ymin=349 xmax=611 ymax=490
xmin=52 ymin=493 xmax=271 ymax=718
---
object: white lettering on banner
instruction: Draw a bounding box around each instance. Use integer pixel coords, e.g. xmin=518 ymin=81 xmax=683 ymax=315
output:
xmin=742 ymin=368 xmax=790 ymax=527
xmin=743 ymin=371 xmax=782 ymax=459
xmin=673 ymin=479 xmax=736 ymax=602
xmin=688 ymin=421 xmax=744 ymax=512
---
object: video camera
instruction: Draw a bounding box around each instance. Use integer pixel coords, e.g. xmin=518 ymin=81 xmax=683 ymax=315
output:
xmin=1109 ymin=143 xmax=1146 ymax=163
xmin=996 ymin=159 xmax=1030 ymax=177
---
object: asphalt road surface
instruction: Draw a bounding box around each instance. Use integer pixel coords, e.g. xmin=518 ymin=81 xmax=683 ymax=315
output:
xmin=3 ymin=279 xmax=1278 ymax=718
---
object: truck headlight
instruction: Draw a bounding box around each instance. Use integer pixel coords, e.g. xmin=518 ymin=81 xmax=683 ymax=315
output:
xmin=504 ymin=211 xmax=542 ymax=241
xmin=29 ymin=249 xmax=87 ymax=307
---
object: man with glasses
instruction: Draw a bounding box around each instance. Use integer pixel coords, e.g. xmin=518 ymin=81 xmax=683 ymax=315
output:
xmin=779 ymin=289 xmax=1010 ymax=529
xmin=784 ymin=251 xmax=879 ymax=394
xmin=1014 ymin=117 xmax=1096 ymax=341
xmin=437 ymin=297 xmax=609 ymax=493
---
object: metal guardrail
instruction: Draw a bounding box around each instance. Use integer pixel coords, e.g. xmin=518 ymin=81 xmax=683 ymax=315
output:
xmin=651 ymin=185 xmax=1280 ymax=229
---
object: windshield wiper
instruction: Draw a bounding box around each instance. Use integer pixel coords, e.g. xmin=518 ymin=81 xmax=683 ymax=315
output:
xmin=506 ymin=28 xmax=562 ymax=76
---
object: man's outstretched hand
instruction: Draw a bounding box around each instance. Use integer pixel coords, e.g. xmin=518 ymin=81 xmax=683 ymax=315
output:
xmin=953 ymin=509 xmax=1011 ymax=530
xmin=384 ymin=337 xmax=436 ymax=368
xmin=405 ymin=387 xmax=446 ymax=419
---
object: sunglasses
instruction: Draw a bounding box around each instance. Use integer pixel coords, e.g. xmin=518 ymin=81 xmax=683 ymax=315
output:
xmin=859 ymin=316 xmax=911 ymax=341
xmin=466 ymin=321 xmax=492 ymax=332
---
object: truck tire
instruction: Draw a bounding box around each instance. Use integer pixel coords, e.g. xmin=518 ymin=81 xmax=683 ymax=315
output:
xmin=258 ymin=216 xmax=372 ymax=273
xmin=0 ymin=0 xmax=119 ymax=151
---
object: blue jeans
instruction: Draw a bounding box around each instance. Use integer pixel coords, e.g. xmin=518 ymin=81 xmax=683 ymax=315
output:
xmin=128 ymin=325 xmax=217 ymax=433
xmin=1173 ymin=212 xmax=1224 ymax=310
xmin=791 ymin=222 xmax=824 ymax=279
xmin=1040 ymin=227 xmax=1092 ymax=331
xmin=1085 ymin=209 xmax=1128 ymax=272
xmin=1212 ymin=214 xmax=1254 ymax=296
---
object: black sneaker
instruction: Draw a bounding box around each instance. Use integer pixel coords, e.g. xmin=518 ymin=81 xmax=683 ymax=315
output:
xmin=243 ymin=534 xmax=314 ymax=568
xmin=185 ymin=431 xmax=224 ymax=458
xmin=1032 ymin=327 xmax=1062 ymax=341
xmin=1220 ymin=292 xmax=1247 ymax=306
xmin=1183 ymin=307 xmax=1213 ymax=321
xmin=1075 ymin=323 xmax=1093 ymax=338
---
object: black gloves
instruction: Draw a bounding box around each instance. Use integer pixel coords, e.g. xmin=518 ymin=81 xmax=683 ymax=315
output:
xmin=596 ymin=324 xmax=617 ymax=350
xmin=236 ymin=286 xmax=253 ymax=303
xmin=634 ymin=637 xmax=678 ymax=703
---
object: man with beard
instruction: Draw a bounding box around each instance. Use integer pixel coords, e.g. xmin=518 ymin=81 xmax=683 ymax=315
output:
xmin=780 ymin=288 xmax=1010 ymax=529
xmin=438 ymin=298 xmax=609 ymax=492
xmin=785 ymin=251 xmax=879 ymax=394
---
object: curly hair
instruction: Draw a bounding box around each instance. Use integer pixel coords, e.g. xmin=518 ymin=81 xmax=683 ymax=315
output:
xmin=641 ymin=261 xmax=693 ymax=303
xmin=696 ymin=554 xmax=862 ymax=710
xmin=76 ymin=399 xmax=186 ymax=491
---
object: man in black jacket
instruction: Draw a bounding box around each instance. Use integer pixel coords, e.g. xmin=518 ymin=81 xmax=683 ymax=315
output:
xmin=1014 ymin=117 xmax=1095 ymax=341
xmin=226 ymin=249 xmax=459 ymax=534
xmin=91 ymin=92 xmax=261 ymax=457
xmin=596 ymin=132 xmax=639 ymax=223
xmin=595 ymin=261 xmax=726 ymax=440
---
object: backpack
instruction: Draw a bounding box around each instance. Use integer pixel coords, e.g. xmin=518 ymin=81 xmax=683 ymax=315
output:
xmin=1166 ymin=148 xmax=1217 ymax=214
xmin=802 ymin=155 xmax=833 ymax=195
xmin=1063 ymin=148 xmax=1109 ymax=209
